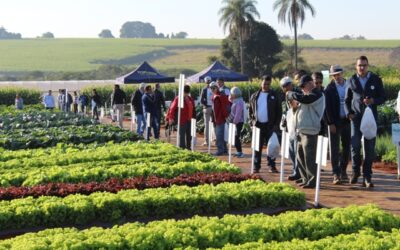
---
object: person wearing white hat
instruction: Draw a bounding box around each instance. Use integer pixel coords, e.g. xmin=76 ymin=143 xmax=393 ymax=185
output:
xmin=200 ymin=76 xmax=213 ymax=146
xmin=324 ymin=65 xmax=350 ymax=185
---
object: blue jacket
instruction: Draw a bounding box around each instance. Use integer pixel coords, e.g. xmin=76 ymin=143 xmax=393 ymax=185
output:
xmin=324 ymin=80 xmax=349 ymax=126
xmin=142 ymin=93 xmax=155 ymax=115
xmin=344 ymin=72 xmax=386 ymax=120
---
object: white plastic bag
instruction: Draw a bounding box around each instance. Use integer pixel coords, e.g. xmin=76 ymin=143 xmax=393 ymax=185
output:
xmin=360 ymin=107 xmax=377 ymax=140
xmin=267 ymin=132 xmax=280 ymax=158
xmin=396 ymin=90 xmax=400 ymax=116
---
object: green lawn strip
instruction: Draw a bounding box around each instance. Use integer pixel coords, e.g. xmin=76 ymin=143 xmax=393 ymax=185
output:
xmin=0 ymin=181 xmax=304 ymax=230
xmin=0 ymin=205 xmax=397 ymax=249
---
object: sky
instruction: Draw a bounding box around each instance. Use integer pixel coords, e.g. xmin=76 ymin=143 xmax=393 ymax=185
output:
xmin=0 ymin=0 xmax=399 ymax=39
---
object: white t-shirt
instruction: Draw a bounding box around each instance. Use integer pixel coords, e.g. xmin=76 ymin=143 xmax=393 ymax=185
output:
xmin=257 ymin=92 xmax=268 ymax=123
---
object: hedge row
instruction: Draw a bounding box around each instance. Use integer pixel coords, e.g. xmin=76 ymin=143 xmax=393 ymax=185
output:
xmin=0 ymin=87 xmax=41 ymax=105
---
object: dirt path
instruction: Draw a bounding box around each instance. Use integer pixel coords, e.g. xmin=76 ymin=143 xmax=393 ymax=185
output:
xmin=104 ymin=117 xmax=400 ymax=215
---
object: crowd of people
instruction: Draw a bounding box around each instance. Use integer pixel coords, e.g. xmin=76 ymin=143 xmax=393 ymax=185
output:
xmin=19 ymin=55 xmax=384 ymax=189
xmin=190 ymin=55 xmax=385 ymax=189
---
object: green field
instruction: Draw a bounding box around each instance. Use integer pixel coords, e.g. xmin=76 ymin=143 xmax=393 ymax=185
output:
xmin=0 ymin=38 xmax=399 ymax=73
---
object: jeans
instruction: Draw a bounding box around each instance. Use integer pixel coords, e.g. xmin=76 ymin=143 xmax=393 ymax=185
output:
xmin=179 ymin=121 xmax=192 ymax=150
xmin=289 ymin=137 xmax=300 ymax=177
xmin=234 ymin=122 xmax=243 ymax=153
xmin=203 ymin=107 xmax=213 ymax=144
xmin=154 ymin=111 xmax=162 ymax=138
xmin=253 ymin=122 xmax=273 ymax=170
xmin=351 ymin=117 xmax=375 ymax=178
xmin=136 ymin=114 xmax=146 ymax=136
xmin=329 ymin=119 xmax=351 ymax=176
xmin=297 ymin=133 xmax=318 ymax=186
xmin=92 ymin=105 xmax=99 ymax=120
xmin=215 ymin=124 xmax=227 ymax=154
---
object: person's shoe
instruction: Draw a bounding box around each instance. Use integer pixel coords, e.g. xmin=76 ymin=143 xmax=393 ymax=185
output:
xmin=295 ymin=179 xmax=304 ymax=184
xmin=269 ymin=167 xmax=279 ymax=173
xmin=350 ymin=173 xmax=360 ymax=184
xmin=288 ymin=175 xmax=301 ymax=181
xmin=332 ymin=175 xmax=341 ymax=185
xmin=202 ymin=142 xmax=208 ymax=146
xmin=297 ymin=182 xmax=307 ymax=187
xmin=236 ymin=152 xmax=244 ymax=158
xmin=341 ymin=172 xmax=349 ymax=181
xmin=213 ymin=152 xmax=224 ymax=156
xmin=302 ymin=184 xmax=316 ymax=189
xmin=362 ymin=177 xmax=374 ymax=188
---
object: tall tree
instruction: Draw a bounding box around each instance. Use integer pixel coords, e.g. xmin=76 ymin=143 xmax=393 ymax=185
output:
xmin=273 ymin=0 xmax=315 ymax=70
xmin=219 ymin=0 xmax=260 ymax=74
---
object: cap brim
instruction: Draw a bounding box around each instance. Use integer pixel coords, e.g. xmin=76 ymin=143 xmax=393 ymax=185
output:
xmin=329 ymin=70 xmax=343 ymax=75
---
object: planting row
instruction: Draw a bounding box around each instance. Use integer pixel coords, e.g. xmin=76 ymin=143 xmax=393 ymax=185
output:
xmin=219 ymin=228 xmax=400 ymax=249
xmin=0 ymin=142 xmax=239 ymax=187
xmin=0 ymin=124 xmax=138 ymax=150
xmin=0 ymin=172 xmax=259 ymax=200
xmin=0 ymin=180 xmax=305 ymax=230
xmin=0 ymin=111 xmax=95 ymax=130
xmin=0 ymin=205 xmax=397 ymax=249
xmin=0 ymin=142 xmax=215 ymax=171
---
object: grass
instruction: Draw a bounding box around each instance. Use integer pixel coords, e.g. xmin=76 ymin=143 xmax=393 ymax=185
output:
xmin=0 ymin=38 xmax=399 ymax=73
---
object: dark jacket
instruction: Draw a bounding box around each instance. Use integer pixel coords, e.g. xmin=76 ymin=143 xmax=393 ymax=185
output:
xmin=249 ymin=89 xmax=282 ymax=129
xmin=142 ymin=93 xmax=155 ymax=115
xmin=344 ymin=72 xmax=386 ymax=120
xmin=154 ymin=89 xmax=166 ymax=114
xmin=131 ymin=89 xmax=144 ymax=114
xmin=325 ymin=80 xmax=349 ymax=126
xmin=111 ymin=89 xmax=126 ymax=105
xmin=200 ymin=86 xmax=211 ymax=108
xmin=91 ymin=94 xmax=102 ymax=106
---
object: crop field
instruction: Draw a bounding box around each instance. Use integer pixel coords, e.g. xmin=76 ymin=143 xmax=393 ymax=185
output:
xmin=0 ymin=38 xmax=399 ymax=74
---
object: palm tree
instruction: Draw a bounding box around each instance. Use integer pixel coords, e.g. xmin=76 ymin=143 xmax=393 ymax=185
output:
xmin=273 ymin=0 xmax=315 ymax=70
xmin=219 ymin=0 xmax=260 ymax=74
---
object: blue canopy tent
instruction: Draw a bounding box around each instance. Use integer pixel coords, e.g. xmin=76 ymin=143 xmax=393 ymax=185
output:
xmin=116 ymin=61 xmax=175 ymax=84
xmin=186 ymin=61 xmax=249 ymax=83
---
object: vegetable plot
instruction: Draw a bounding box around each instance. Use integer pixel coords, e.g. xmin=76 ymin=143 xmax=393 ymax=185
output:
xmin=0 ymin=205 xmax=397 ymax=249
xmin=0 ymin=180 xmax=305 ymax=230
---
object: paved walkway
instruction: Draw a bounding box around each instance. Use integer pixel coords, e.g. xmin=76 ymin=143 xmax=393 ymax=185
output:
xmin=102 ymin=117 xmax=400 ymax=215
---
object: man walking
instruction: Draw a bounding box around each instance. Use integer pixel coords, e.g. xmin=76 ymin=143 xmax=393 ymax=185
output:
xmin=345 ymin=56 xmax=386 ymax=188
xmin=111 ymin=84 xmax=126 ymax=128
xmin=249 ymin=75 xmax=282 ymax=173
xmin=200 ymin=76 xmax=213 ymax=146
xmin=142 ymin=85 xmax=158 ymax=140
xmin=325 ymin=65 xmax=351 ymax=184
xmin=287 ymin=75 xmax=325 ymax=188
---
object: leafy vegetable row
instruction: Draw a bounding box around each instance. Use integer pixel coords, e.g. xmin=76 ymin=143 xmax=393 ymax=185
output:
xmin=0 ymin=111 xmax=95 ymax=130
xmin=0 ymin=181 xmax=305 ymax=230
xmin=0 ymin=173 xmax=259 ymax=200
xmin=0 ymin=142 xmax=215 ymax=171
xmin=218 ymin=228 xmax=400 ymax=250
xmin=0 ymin=205 xmax=397 ymax=249
xmin=0 ymin=158 xmax=239 ymax=187
xmin=0 ymin=124 xmax=138 ymax=150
